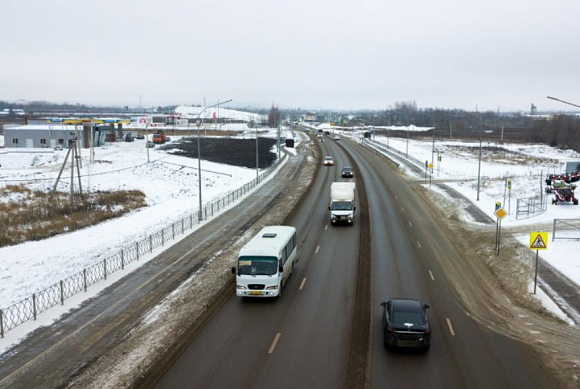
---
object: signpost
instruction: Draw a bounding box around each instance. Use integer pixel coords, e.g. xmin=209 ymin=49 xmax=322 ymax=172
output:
xmin=494 ymin=206 xmax=506 ymax=255
xmin=529 ymin=232 xmax=548 ymax=294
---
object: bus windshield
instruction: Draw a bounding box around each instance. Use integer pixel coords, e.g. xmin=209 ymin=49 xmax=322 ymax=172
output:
xmin=238 ymin=256 xmax=278 ymax=276
xmin=331 ymin=201 xmax=353 ymax=211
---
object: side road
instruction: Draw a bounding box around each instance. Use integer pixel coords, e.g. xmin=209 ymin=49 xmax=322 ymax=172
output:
xmin=363 ymin=139 xmax=580 ymax=324
xmin=0 ymin=137 xmax=319 ymax=389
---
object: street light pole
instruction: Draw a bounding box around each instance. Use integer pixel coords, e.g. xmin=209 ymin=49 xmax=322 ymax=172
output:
xmin=196 ymin=99 xmax=233 ymax=221
xmin=256 ymin=125 xmax=259 ymax=183
xmin=145 ymin=123 xmax=150 ymax=163
xmin=476 ymin=113 xmax=482 ymax=201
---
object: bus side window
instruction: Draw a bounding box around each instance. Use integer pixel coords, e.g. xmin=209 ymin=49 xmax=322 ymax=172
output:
xmin=282 ymin=247 xmax=287 ymax=265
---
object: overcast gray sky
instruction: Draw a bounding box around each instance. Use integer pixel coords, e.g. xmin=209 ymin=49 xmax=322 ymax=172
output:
xmin=1 ymin=0 xmax=579 ymax=111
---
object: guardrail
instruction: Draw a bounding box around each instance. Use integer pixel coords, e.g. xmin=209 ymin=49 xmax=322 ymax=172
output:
xmin=516 ymin=195 xmax=547 ymax=220
xmin=552 ymin=218 xmax=580 ymax=241
xmin=0 ymin=153 xmax=288 ymax=338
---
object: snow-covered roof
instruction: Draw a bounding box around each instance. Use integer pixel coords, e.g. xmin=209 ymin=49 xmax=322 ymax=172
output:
xmin=6 ymin=125 xmax=83 ymax=131
xmin=175 ymin=105 xmax=264 ymax=122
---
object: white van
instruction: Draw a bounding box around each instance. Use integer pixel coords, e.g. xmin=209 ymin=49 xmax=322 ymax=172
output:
xmin=231 ymin=226 xmax=297 ymax=298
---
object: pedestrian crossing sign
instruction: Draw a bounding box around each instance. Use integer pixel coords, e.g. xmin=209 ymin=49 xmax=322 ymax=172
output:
xmin=529 ymin=232 xmax=548 ymax=250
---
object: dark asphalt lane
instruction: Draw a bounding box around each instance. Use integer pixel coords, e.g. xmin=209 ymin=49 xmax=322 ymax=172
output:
xmin=155 ymin=139 xmax=361 ymax=389
xmin=155 ymin=136 xmax=556 ymax=389
xmin=339 ymin=140 xmax=555 ymax=388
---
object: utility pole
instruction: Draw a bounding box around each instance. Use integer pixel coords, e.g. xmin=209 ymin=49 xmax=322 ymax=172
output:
xmin=477 ymin=111 xmax=482 ymax=201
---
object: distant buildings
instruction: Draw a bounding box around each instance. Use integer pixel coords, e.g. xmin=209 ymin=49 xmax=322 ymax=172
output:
xmin=3 ymin=124 xmax=110 ymax=149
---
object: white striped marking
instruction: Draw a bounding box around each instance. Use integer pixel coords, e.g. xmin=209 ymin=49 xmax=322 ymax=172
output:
xmin=299 ymin=278 xmax=306 ymax=290
xmin=429 ymin=270 xmax=435 ymax=281
xmin=446 ymin=318 xmax=455 ymax=336
xmin=417 ymin=241 xmax=422 ymax=248
xmin=325 ymin=225 xmax=328 ymax=231
xmin=395 ymin=195 xmax=399 ymax=200
xmin=408 ymin=221 xmax=412 ymax=227
xmin=315 ymin=245 xmax=320 ymax=253
xmin=269 ymin=333 xmax=282 ymax=354
xmin=401 ymin=207 xmax=405 ymax=212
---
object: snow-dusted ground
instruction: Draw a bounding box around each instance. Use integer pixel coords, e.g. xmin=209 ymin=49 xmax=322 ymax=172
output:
xmin=0 ymin=130 xmax=290 ymax=308
xmin=370 ymin=134 xmax=580 ymax=285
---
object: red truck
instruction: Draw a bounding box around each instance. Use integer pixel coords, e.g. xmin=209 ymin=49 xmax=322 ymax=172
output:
xmin=152 ymin=131 xmax=166 ymax=144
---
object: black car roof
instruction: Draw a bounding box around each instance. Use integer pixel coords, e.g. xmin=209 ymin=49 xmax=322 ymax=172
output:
xmin=390 ymin=298 xmax=423 ymax=312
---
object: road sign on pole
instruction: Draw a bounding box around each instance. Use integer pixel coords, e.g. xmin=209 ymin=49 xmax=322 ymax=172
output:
xmin=529 ymin=232 xmax=548 ymax=294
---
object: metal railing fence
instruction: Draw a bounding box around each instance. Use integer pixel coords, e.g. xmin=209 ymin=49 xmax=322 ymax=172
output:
xmin=0 ymin=153 xmax=288 ymax=337
xmin=515 ymin=195 xmax=548 ymax=220
xmin=552 ymin=219 xmax=580 ymax=241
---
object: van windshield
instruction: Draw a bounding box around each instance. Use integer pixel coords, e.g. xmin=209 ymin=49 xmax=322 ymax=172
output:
xmin=238 ymin=256 xmax=278 ymax=276
xmin=331 ymin=201 xmax=353 ymax=211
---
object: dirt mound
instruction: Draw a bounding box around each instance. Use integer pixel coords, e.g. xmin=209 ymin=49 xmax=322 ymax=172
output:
xmin=163 ymin=137 xmax=278 ymax=169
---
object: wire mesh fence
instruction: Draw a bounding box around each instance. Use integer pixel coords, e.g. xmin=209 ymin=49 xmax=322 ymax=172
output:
xmin=0 ymin=153 xmax=288 ymax=338
xmin=552 ymin=219 xmax=580 ymax=241
xmin=515 ymin=195 xmax=548 ymax=220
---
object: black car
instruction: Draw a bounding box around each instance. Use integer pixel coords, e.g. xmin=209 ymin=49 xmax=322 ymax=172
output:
xmin=381 ymin=298 xmax=431 ymax=350
xmin=136 ymin=134 xmax=145 ymax=140
xmin=341 ymin=166 xmax=353 ymax=178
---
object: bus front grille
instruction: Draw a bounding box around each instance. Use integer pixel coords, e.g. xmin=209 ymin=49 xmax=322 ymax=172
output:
xmin=248 ymin=284 xmax=265 ymax=290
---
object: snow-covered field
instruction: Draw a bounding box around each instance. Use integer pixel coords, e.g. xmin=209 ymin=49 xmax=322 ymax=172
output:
xmin=0 ymin=131 xmax=289 ymax=309
xmin=369 ymin=134 xmax=580 ymax=288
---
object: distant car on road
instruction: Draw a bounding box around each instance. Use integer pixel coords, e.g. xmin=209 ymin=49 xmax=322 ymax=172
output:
xmin=146 ymin=141 xmax=155 ymax=148
xmin=323 ymin=156 xmax=334 ymax=166
xmin=136 ymin=134 xmax=145 ymax=140
xmin=341 ymin=166 xmax=353 ymax=178
xmin=381 ymin=298 xmax=431 ymax=350
xmin=334 ymin=135 xmax=340 ymax=140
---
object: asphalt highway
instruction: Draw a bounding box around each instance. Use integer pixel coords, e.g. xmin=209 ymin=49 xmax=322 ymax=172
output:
xmin=155 ymin=136 xmax=555 ymax=389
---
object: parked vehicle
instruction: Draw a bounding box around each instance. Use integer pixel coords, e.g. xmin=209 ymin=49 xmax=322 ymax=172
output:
xmin=323 ymin=156 xmax=334 ymax=166
xmin=334 ymin=135 xmax=340 ymax=140
xmin=381 ymin=298 xmax=431 ymax=350
xmin=146 ymin=141 xmax=155 ymax=148
xmin=152 ymin=131 xmax=166 ymax=144
xmin=341 ymin=166 xmax=353 ymax=178
xmin=231 ymin=226 xmax=297 ymax=298
xmin=125 ymin=134 xmax=134 ymax=142
xmin=136 ymin=134 xmax=145 ymax=140
xmin=329 ymin=182 xmax=356 ymax=225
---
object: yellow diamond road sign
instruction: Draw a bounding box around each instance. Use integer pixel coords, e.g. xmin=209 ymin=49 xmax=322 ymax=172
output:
xmin=529 ymin=232 xmax=548 ymax=250
xmin=494 ymin=208 xmax=506 ymax=220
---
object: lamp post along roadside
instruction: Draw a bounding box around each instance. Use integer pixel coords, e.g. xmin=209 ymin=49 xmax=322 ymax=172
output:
xmin=477 ymin=114 xmax=483 ymax=201
xmin=145 ymin=123 xmax=150 ymax=163
xmin=196 ymin=99 xmax=233 ymax=221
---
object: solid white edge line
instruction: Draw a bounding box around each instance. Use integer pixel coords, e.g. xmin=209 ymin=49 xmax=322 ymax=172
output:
xmin=446 ymin=318 xmax=455 ymax=336
xmin=429 ymin=270 xmax=435 ymax=281
xmin=299 ymin=278 xmax=306 ymax=290
xmin=269 ymin=333 xmax=282 ymax=354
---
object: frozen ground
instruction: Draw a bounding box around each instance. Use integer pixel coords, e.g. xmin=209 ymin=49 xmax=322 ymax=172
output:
xmin=372 ymin=134 xmax=580 ymax=285
xmin=0 ymin=129 xmax=295 ymax=349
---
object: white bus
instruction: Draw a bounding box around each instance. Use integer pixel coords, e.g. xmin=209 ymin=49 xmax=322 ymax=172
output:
xmin=231 ymin=226 xmax=297 ymax=298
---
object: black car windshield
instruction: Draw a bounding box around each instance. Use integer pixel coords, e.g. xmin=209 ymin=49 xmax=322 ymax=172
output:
xmin=238 ymin=256 xmax=278 ymax=276
xmin=392 ymin=310 xmax=425 ymax=325
xmin=331 ymin=201 xmax=353 ymax=210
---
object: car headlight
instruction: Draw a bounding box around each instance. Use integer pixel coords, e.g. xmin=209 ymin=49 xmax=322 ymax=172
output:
xmin=237 ymin=285 xmax=247 ymax=290
xmin=266 ymin=285 xmax=278 ymax=290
